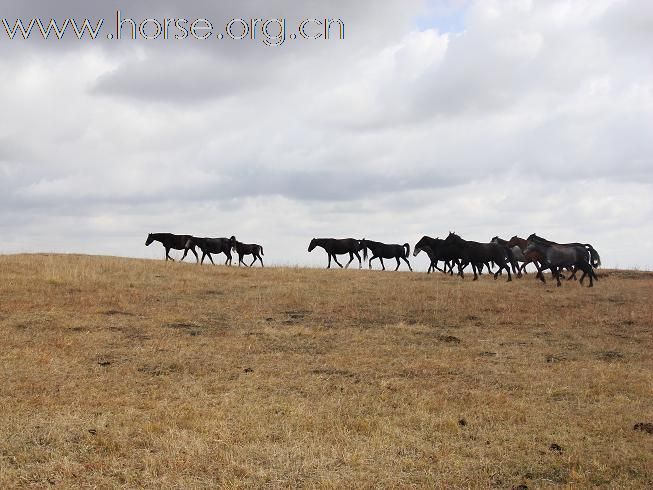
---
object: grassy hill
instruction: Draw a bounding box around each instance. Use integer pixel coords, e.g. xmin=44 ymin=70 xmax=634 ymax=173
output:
xmin=0 ymin=254 xmax=651 ymax=488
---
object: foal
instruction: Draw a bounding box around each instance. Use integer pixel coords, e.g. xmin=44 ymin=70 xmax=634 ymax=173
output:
xmin=230 ymin=236 xmax=264 ymax=267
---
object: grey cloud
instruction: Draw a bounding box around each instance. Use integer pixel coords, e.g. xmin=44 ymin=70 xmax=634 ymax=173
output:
xmin=0 ymin=0 xmax=651 ymax=269
xmin=91 ymin=52 xmax=260 ymax=102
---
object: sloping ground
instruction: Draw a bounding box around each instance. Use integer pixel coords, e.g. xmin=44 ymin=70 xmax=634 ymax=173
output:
xmin=0 ymin=254 xmax=651 ymax=488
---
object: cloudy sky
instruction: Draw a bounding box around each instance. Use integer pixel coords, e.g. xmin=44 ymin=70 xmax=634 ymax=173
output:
xmin=1 ymin=0 xmax=651 ymax=269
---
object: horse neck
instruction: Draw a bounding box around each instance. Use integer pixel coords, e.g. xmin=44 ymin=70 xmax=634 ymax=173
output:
xmin=365 ymin=240 xmax=381 ymax=251
xmin=312 ymin=239 xmax=329 ymax=250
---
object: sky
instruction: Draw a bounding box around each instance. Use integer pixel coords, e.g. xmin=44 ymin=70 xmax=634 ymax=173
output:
xmin=0 ymin=0 xmax=651 ymax=269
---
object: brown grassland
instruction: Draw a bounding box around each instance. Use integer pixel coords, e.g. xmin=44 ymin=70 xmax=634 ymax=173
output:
xmin=0 ymin=253 xmax=651 ymax=488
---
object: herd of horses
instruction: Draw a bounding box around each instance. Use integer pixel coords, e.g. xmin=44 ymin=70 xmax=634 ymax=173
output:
xmin=145 ymin=233 xmax=264 ymax=267
xmin=145 ymin=232 xmax=601 ymax=287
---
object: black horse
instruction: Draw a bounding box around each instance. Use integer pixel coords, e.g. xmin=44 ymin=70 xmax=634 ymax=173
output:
xmin=490 ymin=236 xmax=523 ymax=278
xmin=360 ymin=239 xmax=412 ymax=271
xmin=190 ymin=237 xmax=234 ymax=265
xmin=444 ymin=232 xmax=513 ymax=281
xmin=413 ymin=236 xmax=454 ymax=273
xmin=413 ymin=244 xmax=440 ymax=273
xmin=414 ymin=235 xmax=494 ymax=276
xmin=525 ymin=238 xmax=598 ymax=287
xmin=145 ymin=233 xmax=198 ymax=262
xmin=230 ymin=236 xmax=264 ymax=267
xmin=307 ymin=238 xmax=364 ymax=269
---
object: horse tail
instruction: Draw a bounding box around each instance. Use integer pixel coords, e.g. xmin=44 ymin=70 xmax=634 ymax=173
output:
xmin=585 ymin=244 xmax=601 ymax=268
xmin=259 ymin=246 xmax=264 ymax=256
xmin=403 ymin=243 xmax=410 ymax=258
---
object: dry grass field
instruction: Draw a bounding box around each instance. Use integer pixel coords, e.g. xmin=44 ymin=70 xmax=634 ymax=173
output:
xmin=0 ymin=253 xmax=651 ymax=488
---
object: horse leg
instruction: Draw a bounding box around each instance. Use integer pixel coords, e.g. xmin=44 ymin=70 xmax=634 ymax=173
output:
xmin=457 ymin=261 xmax=464 ymax=278
xmin=327 ymin=254 xmax=332 ymax=269
xmin=333 ymin=255 xmax=343 ymax=268
xmin=535 ymin=263 xmax=546 ymax=283
xmin=345 ymin=252 xmax=354 ymax=269
xmin=394 ymin=257 xmax=400 ymax=271
xmin=505 ymin=262 xmax=512 ymax=282
xmin=191 ymin=247 xmax=199 ymax=264
xmin=555 ymin=268 xmax=562 ymax=287
xmin=589 ymin=264 xmax=599 ymax=288
xmin=353 ymin=251 xmax=362 ymax=269
xmin=569 ymin=266 xmax=578 ymax=280
xmin=515 ymin=260 xmax=522 ymax=278
xmin=579 ymin=262 xmax=594 ymax=287
xmin=403 ymin=256 xmax=413 ymax=272
xmin=380 ymin=258 xmax=386 ymax=271
xmin=166 ymin=247 xmax=175 ymax=262
xmin=472 ymin=263 xmax=479 ymax=281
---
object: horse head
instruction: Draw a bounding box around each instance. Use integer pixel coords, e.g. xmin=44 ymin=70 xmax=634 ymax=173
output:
xmin=308 ymin=238 xmax=317 ymax=252
xmin=523 ymin=241 xmax=538 ymax=255
xmin=145 ymin=233 xmax=153 ymax=246
xmin=359 ymin=238 xmax=368 ymax=261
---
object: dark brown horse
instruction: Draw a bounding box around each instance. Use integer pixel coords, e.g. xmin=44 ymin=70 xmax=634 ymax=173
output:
xmin=230 ymin=236 xmax=264 ymax=267
xmin=506 ymin=235 xmax=551 ymax=279
xmin=145 ymin=233 xmax=198 ymax=262
xmin=308 ymin=238 xmax=364 ymax=269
